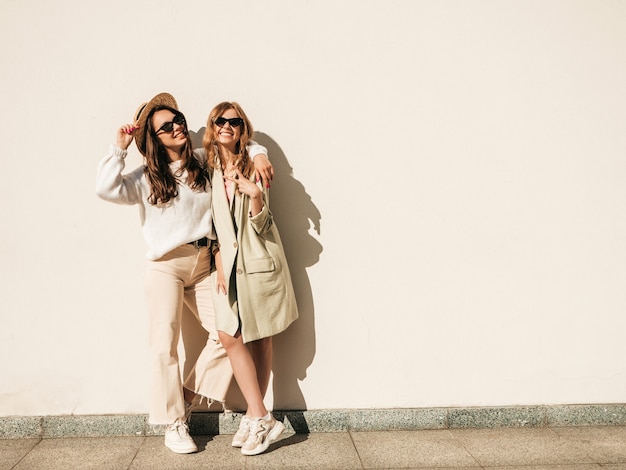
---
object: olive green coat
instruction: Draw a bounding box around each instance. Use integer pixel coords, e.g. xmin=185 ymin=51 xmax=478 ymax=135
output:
xmin=210 ymin=168 xmax=298 ymax=343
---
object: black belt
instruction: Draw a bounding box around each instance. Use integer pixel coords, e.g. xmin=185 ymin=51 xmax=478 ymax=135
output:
xmin=187 ymin=237 xmax=209 ymax=248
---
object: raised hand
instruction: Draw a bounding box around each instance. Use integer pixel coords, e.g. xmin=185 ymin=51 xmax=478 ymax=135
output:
xmin=225 ymin=168 xmax=262 ymax=199
xmin=225 ymin=168 xmax=264 ymax=216
xmin=116 ymin=124 xmax=139 ymax=150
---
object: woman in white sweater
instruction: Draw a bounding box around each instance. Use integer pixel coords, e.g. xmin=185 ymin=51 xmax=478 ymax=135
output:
xmin=95 ymin=93 xmax=272 ymax=454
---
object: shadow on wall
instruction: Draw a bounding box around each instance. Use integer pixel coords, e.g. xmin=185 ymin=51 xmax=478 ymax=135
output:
xmin=253 ymin=131 xmax=322 ymax=411
xmin=183 ymin=129 xmax=322 ymax=412
xmin=188 ymin=128 xmax=205 ymax=151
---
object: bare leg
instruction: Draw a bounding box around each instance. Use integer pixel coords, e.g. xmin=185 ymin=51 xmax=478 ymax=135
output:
xmin=247 ymin=337 xmax=273 ymax=397
xmin=219 ymin=330 xmax=268 ymax=418
xmin=183 ymin=388 xmax=196 ymax=404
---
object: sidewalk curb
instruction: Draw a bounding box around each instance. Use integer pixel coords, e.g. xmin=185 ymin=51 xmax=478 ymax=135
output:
xmin=2 ymin=404 xmax=626 ymax=439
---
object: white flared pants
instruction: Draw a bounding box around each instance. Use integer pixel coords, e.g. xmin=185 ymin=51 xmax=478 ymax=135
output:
xmin=144 ymin=244 xmax=233 ymax=425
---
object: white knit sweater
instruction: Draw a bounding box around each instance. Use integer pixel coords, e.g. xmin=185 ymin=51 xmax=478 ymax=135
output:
xmin=96 ymin=144 xmax=267 ymax=260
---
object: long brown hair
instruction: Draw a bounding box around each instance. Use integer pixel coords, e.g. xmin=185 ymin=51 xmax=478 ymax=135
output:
xmin=202 ymin=102 xmax=254 ymax=178
xmin=143 ymin=105 xmax=208 ymax=205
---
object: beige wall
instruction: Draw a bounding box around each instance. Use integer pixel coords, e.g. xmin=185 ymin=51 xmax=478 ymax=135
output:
xmin=1 ymin=0 xmax=625 ymax=417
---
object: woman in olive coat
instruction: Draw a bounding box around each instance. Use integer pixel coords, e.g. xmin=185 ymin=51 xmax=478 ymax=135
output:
xmin=202 ymin=102 xmax=298 ymax=456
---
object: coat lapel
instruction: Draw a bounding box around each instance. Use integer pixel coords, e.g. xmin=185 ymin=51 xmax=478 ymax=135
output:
xmin=212 ymin=168 xmax=239 ymax=289
xmin=212 ymin=168 xmax=238 ymax=242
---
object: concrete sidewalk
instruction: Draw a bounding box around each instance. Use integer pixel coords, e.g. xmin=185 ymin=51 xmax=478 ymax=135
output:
xmin=2 ymin=425 xmax=626 ymax=469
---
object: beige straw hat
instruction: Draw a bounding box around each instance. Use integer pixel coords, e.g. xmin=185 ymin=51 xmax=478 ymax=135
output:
xmin=132 ymin=92 xmax=178 ymax=155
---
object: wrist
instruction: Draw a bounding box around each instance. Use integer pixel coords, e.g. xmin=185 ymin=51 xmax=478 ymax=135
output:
xmin=111 ymin=145 xmax=128 ymax=159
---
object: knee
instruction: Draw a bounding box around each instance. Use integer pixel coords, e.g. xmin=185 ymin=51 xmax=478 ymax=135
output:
xmin=218 ymin=331 xmax=240 ymax=351
xmin=150 ymin=344 xmax=178 ymax=365
xmin=150 ymin=326 xmax=179 ymax=358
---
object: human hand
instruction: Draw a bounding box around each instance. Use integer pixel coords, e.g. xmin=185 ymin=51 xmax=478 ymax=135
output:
xmin=252 ymin=154 xmax=274 ymax=188
xmin=116 ymin=124 xmax=139 ymax=150
xmin=225 ymin=168 xmax=262 ymax=200
xmin=216 ymin=274 xmax=227 ymax=295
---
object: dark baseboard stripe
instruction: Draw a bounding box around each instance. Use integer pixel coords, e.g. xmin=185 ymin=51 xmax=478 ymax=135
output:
xmin=1 ymin=404 xmax=625 ymax=439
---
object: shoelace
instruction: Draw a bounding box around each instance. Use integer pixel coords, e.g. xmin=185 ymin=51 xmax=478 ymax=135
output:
xmin=167 ymin=420 xmax=188 ymax=437
xmin=249 ymin=419 xmax=269 ymax=439
xmin=239 ymin=417 xmax=251 ymax=433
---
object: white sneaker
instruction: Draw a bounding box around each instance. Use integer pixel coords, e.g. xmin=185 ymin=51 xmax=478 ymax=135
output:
xmin=232 ymin=415 xmax=251 ymax=447
xmin=164 ymin=420 xmax=198 ymax=454
xmin=241 ymin=414 xmax=285 ymax=456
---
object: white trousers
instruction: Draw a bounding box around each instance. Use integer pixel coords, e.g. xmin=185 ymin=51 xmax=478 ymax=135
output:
xmin=144 ymin=244 xmax=233 ymax=425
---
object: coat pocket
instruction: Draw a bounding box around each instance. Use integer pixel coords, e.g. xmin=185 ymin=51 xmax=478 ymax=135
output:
xmin=244 ymin=257 xmax=275 ymax=273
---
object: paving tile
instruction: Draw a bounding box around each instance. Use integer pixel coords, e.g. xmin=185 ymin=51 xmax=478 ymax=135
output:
xmin=244 ymin=432 xmax=362 ymax=470
xmin=552 ymin=426 xmax=626 ymax=463
xmin=487 ymin=466 xmax=602 ymax=470
xmin=12 ymin=437 xmax=142 ymax=470
xmin=133 ymin=432 xmax=361 ymax=470
xmin=451 ymin=427 xmax=596 ymax=466
xmin=130 ymin=435 xmax=246 ymax=470
xmin=371 ymin=468 xmax=481 ymax=470
xmin=381 ymin=467 xmax=482 ymax=470
xmin=0 ymin=438 xmax=40 ymax=470
xmin=350 ymin=429 xmax=479 ymax=469
xmin=3 ymin=426 xmax=626 ymax=470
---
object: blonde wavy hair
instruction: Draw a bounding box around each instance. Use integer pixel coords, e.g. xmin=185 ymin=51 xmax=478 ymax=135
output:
xmin=202 ymin=102 xmax=254 ymax=178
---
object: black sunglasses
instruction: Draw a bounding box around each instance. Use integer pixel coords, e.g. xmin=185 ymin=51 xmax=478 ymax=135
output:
xmin=155 ymin=114 xmax=186 ymax=135
xmin=215 ymin=117 xmax=244 ymax=128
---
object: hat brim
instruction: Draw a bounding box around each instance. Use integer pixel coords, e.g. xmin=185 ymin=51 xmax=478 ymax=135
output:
xmin=133 ymin=92 xmax=178 ymax=155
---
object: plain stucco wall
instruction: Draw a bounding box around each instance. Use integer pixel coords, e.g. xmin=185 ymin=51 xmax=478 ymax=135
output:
xmin=1 ymin=0 xmax=625 ymax=417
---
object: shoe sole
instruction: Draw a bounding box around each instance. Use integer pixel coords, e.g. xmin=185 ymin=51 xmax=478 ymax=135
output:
xmin=165 ymin=441 xmax=198 ymax=454
xmin=241 ymin=421 xmax=285 ymax=456
xmin=232 ymin=437 xmax=246 ymax=448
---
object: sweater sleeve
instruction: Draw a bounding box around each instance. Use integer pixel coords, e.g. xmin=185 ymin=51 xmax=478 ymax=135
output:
xmin=248 ymin=141 xmax=268 ymax=160
xmin=95 ymin=145 xmax=142 ymax=205
xmin=194 ymin=143 xmax=267 ymax=161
